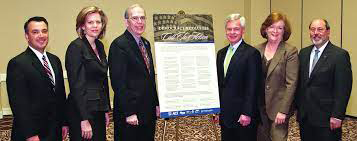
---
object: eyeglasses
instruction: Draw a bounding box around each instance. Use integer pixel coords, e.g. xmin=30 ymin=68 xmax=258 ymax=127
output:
xmin=129 ymin=16 xmax=146 ymax=22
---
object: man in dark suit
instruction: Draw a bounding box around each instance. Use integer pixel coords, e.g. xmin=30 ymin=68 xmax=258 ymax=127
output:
xmin=109 ymin=4 xmax=159 ymax=141
xmin=215 ymin=13 xmax=262 ymax=141
xmin=296 ymin=19 xmax=352 ymax=141
xmin=6 ymin=16 xmax=68 ymax=141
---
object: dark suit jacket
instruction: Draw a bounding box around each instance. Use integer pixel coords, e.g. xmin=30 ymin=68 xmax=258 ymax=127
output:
xmin=216 ymin=40 xmax=263 ymax=128
xmin=256 ymin=42 xmax=299 ymax=120
xmin=109 ymin=30 xmax=159 ymax=125
xmin=6 ymin=48 xmax=66 ymax=140
xmin=65 ymin=37 xmax=111 ymax=121
xmin=296 ymin=41 xmax=352 ymax=127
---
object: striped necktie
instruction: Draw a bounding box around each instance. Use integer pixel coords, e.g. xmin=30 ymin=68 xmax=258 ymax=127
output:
xmin=42 ymin=55 xmax=55 ymax=86
xmin=309 ymin=49 xmax=320 ymax=77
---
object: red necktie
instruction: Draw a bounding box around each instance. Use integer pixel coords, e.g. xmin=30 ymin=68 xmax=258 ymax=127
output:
xmin=138 ymin=40 xmax=150 ymax=72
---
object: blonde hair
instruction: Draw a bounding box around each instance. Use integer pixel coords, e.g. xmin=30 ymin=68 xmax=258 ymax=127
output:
xmin=225 ymin=13 xmax=246 ymax=28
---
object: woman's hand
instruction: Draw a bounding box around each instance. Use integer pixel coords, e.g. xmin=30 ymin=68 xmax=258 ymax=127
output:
xmin=275 ymin=112 xmax=286 ymax=124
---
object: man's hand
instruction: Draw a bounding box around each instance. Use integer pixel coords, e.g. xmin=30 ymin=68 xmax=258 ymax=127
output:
xmin=330 ymin=117 xmax=342 ymax=130
xmin=238 ymin=114 xmax=251 ymax=126
xmin=156 ymin=106 xmax=160 ymax=117
xmin=62 ymin=126 xmax=69 ymax=140
xmin=26 ymin=135 xmax=40 ymax=141
xmin=81 ymin=120 xmax=92 ymax=140
xmin=105 ymin=112 xmax=110 ymax=127
xmin=275 ymin=112 xmax=286 ymax=124
xmin=126 ymin=114 xmax=139 ymax=125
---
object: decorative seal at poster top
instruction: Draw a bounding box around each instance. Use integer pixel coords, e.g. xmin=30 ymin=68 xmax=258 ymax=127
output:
xmin=153 ymin=12 xmax=214 ymax=43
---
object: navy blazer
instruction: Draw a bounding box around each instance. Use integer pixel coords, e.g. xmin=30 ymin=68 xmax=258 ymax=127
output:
xmin=296 ymin=41 xmax=352 ymax=127
xmin=216 ymin=40 xmax=263 ymax=128
xmin=7 ymin=48 xmax=66 ymax=140
xmin=109 ymin=30 xmax=159 ymax=125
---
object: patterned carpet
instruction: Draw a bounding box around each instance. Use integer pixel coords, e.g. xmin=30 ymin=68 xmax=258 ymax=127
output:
xmin=1 ymin=113 xmax=356 ymax=141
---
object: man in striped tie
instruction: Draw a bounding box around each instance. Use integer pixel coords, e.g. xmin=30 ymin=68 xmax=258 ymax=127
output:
xmin=6 ymin=16 xmax=68 ymax=141
xmin=215 ymin=13 xmax=262 ymax=141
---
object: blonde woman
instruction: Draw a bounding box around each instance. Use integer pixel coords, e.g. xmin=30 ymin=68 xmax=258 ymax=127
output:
xmin=65 ymin=6 xmax=110 ymax=141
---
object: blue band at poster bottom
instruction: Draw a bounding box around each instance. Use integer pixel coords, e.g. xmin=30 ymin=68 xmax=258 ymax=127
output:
xmin=160 ymin=108 xmax=220 ymax=118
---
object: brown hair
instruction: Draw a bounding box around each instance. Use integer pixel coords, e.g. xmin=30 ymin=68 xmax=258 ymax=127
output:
xmin=76 ymin=6 xmax=108 ymax=39
xmin=260 ymin=12 xmax=291 ymax=41
xmin=309 ymin=19 xmax=330 ymax=30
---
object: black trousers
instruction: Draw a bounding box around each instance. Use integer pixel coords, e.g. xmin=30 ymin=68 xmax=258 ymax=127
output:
xmin=299 ymin=120 xmax=342 ymax=141
xmin=11 ymin=120 xmax=62 ymax=141
xmin=114 ymin=118 xmax=156 ymax=141
xmin=221 ymin=122 xmax=257 ymax=141
xmin=68 ymin=111 xmax=106 ymax=141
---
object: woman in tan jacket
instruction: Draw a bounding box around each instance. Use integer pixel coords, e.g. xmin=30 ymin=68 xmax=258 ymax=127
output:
xmin=256 ymin=12 xmax=299 ymax=141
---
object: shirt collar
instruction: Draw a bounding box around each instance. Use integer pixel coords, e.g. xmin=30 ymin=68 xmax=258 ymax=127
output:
xmin=128 ymin=30 xmax=142 ymax=45
xmin=29 ymin=45 xmax=48 ymax=60
xmin=313 ymin=40 xmax=329 ymax=53
xmin=230 ymin=39 xmax=243 ymax=51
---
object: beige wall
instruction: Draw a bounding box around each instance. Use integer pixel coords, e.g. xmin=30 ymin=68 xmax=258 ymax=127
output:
xmin=0 ymin=0 xmax=246 ymax=115
xmin=0 ymin=0 xmax=356 ymax=117
xmin=271 ymin=0 xmax=302 ymax=48
xmin=0 ymin=0 xmax=245 ymax=73
xmin=343 ymin=0 xmax=357 ymax=116
xmin=245 ymin=0 xmax=270 ymax=45
xmin=302 ymin=0 xmax=342 ymax=48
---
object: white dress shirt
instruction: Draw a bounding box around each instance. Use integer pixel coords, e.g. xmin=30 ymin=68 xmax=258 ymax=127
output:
xmin=29 ymin=46 xmax=56 ymax=83
xmin=309 ymin=41 xmax=328 ymax=76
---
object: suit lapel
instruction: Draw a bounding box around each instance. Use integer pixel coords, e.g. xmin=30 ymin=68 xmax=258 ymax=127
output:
xmin=142 ymin=39 xmax=155 ymax=76
xmin=266 ymin=43 xmax=285 ymax=78
xmin=26 ymin=48 xmax=54 ymax=87
xmin=303 ymin=46 xmax=313 ymax=83
xmin=47 ymin=54 xmax=59 ymax=92
xmin=309 ymin=43 xmax=331 ymax=79
xmin=82 ymin=37 xmax=106 ymax=66
xmin=124 ymin=30 xmax=150 ymax=75
xmin=47 ymin=54 xmax=58 ymax=80
xmin=224 ymin=41 xmax=246 ymax=80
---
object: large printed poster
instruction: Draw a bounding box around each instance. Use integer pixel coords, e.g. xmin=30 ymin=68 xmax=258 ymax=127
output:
xmin=153 ymin=14 xmax=220 ymax=118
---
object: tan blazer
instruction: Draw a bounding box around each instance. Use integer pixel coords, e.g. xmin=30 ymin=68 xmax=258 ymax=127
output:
xmin=256 ymin=42 xmax=299 ymax=120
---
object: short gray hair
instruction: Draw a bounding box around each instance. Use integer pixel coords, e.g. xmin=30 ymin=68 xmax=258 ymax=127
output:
xmin=124 ymin=4 xmax=145 ymax=19
xmin=225 ymin=13 xmax=246 ymax=28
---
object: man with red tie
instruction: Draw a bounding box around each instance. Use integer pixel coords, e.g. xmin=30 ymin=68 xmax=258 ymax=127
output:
xmin=6 ymin=16 xmax=68 ymax=141
xmin=109 ymin=4 xmax=160 ymax=141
